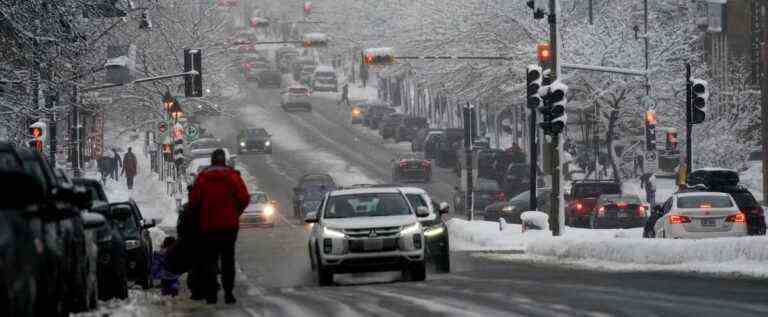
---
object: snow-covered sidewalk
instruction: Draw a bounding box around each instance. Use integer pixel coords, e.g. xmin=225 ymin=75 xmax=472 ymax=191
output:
xmin=449 ymin=219 xmax=768 ymax=278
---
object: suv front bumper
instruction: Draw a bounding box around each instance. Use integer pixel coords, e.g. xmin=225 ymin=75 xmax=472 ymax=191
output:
xmin=320 ymin=250 xmax=424 ymax=273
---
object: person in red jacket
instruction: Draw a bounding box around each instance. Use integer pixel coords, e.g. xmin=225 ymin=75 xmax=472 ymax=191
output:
xmin=188 ymin=149 xmax=250 ymax=304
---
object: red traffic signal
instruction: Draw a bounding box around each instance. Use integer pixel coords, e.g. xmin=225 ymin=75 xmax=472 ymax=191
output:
xmin=303 ymin=2 xmax=312 ymax=15
xmin=645 ymin=110 xmax=657 ymax=125
xmin=158 ymin=122 xmax=167 ymax=133
xmin=537 ymin=43 xmax=552 ymax=64
xmin=30 ymin=127 xmax=42 ymax=139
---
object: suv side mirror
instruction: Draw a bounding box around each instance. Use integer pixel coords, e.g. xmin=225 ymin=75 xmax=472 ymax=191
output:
xmin=438 ymin=202 xmax=450 ymax=215
xmin=82 ymin=212 xmax=107 ymax=230
xmin=142 ymin=219 xmax=157 ymax=229
xmin=415 ymin=206 xmax=430 ymax=217
xmin=304 ymin=212 xmax=319 ymax=223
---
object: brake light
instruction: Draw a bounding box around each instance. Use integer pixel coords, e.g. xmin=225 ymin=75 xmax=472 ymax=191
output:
xmin=305 ymin=91 xmax=311 ymax=96
xmin=669 ymin=214 xmax=692 ymax=224
xmin=597 ymin=206 xmax=605 ymax=216
xmin=725 ymin=213 xmax=746 ymax=223
xmin=637 ymin=205 xmax=646 ymax=217
xmin=575 ymin=203 xmax=583 ymax=211
xmin=699 ymin=203 xmax=712 ymax=208
xmin=616 ymin=202 xmax=627 ymax=208
xmin=399 ymin=161 xmax=408 ymax=168
xmin=495 ymin=192 xmax=507 ymax=202
xmin=420 ymin=160 xmax=430 ymax=168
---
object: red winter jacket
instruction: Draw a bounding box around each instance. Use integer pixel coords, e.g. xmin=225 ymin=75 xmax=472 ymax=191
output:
xmin=188 ymin=165 xmax=250 ymax=233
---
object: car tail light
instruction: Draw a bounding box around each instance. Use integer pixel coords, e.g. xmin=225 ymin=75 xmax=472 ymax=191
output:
xmin=637 ymin=205 xmax=646 ymax=217
xmin=597 ymin=206 xmax=606 ymax=217
xmin=400 ymin=161 xmax=408 ymax=168
xmin=495 ymin=192 xmax=507 ymax=201
xmin=421 ymin=160 xmax=431 ymax=168
xmin=305 ymin=91 xmax=311 ymax=96
xmin=616 ymin=202 xmax=627 ymax=208
xmin=669 ymin=214 xmax=692 ymax=224
xmin=575 ymin=202 xmax=583 ymax=211
xmin=725 ymin=213 xmax=746 ymax=223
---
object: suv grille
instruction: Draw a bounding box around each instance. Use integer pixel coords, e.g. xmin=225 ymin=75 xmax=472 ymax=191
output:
xmin=344 ymin=226 xmax=400 ymax=238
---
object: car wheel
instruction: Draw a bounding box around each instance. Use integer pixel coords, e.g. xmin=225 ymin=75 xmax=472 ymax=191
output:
xmin=435 ymin=236 xmax=450 ymax=273
xmin=403 ymin=261 xmax=426 ymax=281
xmin=309 ymin=243 xmax=316 ymax=271
xmin=316 ymin=247 xmax=333 ymax=286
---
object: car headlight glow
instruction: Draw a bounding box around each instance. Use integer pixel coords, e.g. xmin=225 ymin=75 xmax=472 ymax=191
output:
xmin=125 ymin=240 xmax=140 ymax=250
xmin=265 ymin=140 xmax=271 ymax=146
xmin=323 ymin=226 xmax=346 ymax=238
xmin=423 ymin=226 xmax=445 ymax=237
xmin=502 ymin=206 xmax=515 ymax=212
xmin=400 ymin=222 xmax=421 ymax=236
xmin=263 ymin=205 xmax=275 ymax=216
xmin=240 ymin=142 xmax=246 ymax=147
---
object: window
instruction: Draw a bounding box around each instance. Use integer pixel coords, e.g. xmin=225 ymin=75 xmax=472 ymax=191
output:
xmin=251 ymin=193 xmax=269 ymax=203
xmin=477 ymin=179 xmax=501 ymax=192
xmin=677 ymin=195 xmax=733 ymax=209
xmin=111 ymin=206 xmax=138 ymax=238
xmin=324 ymin=193 xmax=411 ymax=219
xmin=406 ymin=194 xmax=428 ymax=209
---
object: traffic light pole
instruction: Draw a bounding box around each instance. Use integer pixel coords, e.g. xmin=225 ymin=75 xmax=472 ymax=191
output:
xmin=548 ymin=0 xmax=562 ymax=236
xmin=686 ymin=63 xmax=692 ymax=175
xmin=529 ymin=102 xmax=538 ymax=211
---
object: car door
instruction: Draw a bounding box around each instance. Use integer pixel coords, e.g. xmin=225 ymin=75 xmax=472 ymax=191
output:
xmin=133 ymin=203 xmax=152 ymax=259
xmin=654 ymin=198 xmax=673 ymax=236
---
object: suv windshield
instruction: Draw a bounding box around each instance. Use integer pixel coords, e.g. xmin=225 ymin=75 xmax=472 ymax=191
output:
xmin=324 ymin=193 xmax=411 ymax=219
xmin=677 ymin=195 xmax=733 ymax=208
xmin=251 ymin=193 xmax=268 ymax=203
xmin=111 ymin=205 xmax=138 ymax=238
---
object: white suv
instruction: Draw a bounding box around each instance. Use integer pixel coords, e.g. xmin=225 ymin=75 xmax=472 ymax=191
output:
xmin=305 ymin=187 xmax=430 ymax=285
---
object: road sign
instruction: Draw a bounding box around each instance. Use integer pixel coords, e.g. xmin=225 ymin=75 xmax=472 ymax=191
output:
xmin=644 ymin=151 xmax=658 ymax=173
xmin=185 ymin=124 xmax=199 ymax=140
xmin=158 ymin=121 xmax=167 ymax=133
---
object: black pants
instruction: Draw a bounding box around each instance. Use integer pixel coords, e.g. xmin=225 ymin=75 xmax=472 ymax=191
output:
xmin=126 ymin=175 xmax=134 ymax=189
xmin=201 ymin=231 xmax=238 ymax=300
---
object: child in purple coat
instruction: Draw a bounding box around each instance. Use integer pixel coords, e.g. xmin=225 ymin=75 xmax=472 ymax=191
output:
xmin=153 ymin=236 xmax=181 ymax=296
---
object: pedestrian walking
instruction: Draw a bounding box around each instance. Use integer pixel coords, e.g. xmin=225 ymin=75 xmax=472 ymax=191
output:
xmin=112 ymin=149 xmax=122 ymax=181
xmin=634 ymin=153 xmax=643 ymax=178
xmin=152 ymin=237 xmax=181 ymax=297
xmin=187 ymin=149 xmax=250 ymax=304
xmin=338 ymin=83 xmax=349 ymax=107
xmin=122 ymin=147 xmax=138 ymax=190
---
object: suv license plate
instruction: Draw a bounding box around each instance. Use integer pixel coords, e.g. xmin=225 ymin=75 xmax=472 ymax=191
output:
xmin=363 ymin=239 xmax=383 ymax=251
xmin=617 ymin=212 xmax=628 ymax=218
xmin=701 ymin=219 xmax=716 ymax=227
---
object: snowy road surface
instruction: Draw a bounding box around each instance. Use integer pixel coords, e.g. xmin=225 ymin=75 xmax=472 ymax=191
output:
xmin=108 ymin=80 xmax=768 ymax=317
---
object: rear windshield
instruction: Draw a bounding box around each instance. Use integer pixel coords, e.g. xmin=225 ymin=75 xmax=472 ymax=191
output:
xmin=477 ymin=179 xmax=501 ymax=191
xmin=572 ymin=183 xmax=621 ymax=198
xmin=315 ymin=72 xmax=335 ymax=77
xmin=677 ymin=195 xmax=733 ymax=208
xmin=289 ymin=87 xmax=308 ymax=94
xmin=599 ymin=195 xmax=641 ymax=205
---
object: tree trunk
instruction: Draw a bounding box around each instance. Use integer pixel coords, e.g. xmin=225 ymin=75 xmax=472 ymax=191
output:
xmin=606 ymin=109 xmax=620 ymax=182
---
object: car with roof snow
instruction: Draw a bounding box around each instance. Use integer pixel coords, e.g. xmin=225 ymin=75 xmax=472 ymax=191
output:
xmin=650 ymin=192 xmax=747 ymax=239
xmin=237 ymin=128 xmax=272 ymax=154
xmin=349 ymin=99 xmax=370 ymax=124
xmin=379 ymin=113 xmax=406 ymax=140
xmin=108 ymin=199 xmax=156 ymax=288
xmin=305 ymin=187 xmax=430 ymax=285
xmin=311 ymin=65 xmax=338 ymax=92
xmin=281 ymin=85 xmax=312 ymax=112
xmin=241 ymin=191 xmax=277 ymax=227
xmin=293 ymin=173 xmax=337 ymax=218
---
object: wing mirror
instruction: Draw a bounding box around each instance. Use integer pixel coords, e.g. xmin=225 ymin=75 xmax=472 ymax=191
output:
xmin=304 ymin=212 xmax=319 ymax=223
xmin=142 ymin=219 xmax=158 ymax=229
xmin=415 ymin=206 xmax=430 ymax=217
xmin=82 ymin=212 xmax=107 ymax=230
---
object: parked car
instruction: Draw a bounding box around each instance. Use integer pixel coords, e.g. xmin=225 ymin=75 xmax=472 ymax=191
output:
xmin=9 ymin=145 xmax=102 ymax=314
xmin=484 ymin=188 xmax=552 ymax=223
xmin=257 ymin=68 xmax=283 ymax=88
xmin=411 ymin=128 xmax=443 ymax=152
xmin=364 ymin=105 xmax=396 ymax=129
xmin=349 ymin=100 xmax=370 ymax=124
xmin=453 ymin=178 xmax=507 ymax=216
xmin=587 ymin=194 xmax=647 ymax=229
xmin=476 ymin=148 xmax=505 ymax=179
xmin=293 ymin=174 xmax=337 ymax=218
xmin=392 ymin=153 xmax=432 ymax=183
xmin=434 ymin=130 xmax=464 ymax=168
xmin=423 ymin=130 xmax=447 ymax=159
xmin=379 ymin=113 xmax=406 ymax=140
xmin=237 ymin=128 xmax=273 ymax=154
xmin=394 ymin=117 xmax=428 ymax=143
xmin=306 ymin=187 xmax=430 ymax=285
xmin=72 ymin=178 xmax=129 ymax=301
xmin=241 ymin=191 xmax=277 ymax=227
xmin=565 ymin=180 xmax=622 ymax=227
xmin=281 ymin=85 xmax=312 ymax=112
xmin=311 ymin=65 xmax=338 ymax=92
xmin=650 ymin=192 xmax=747 ymax=239
xmin=400 ymin=187 xmax=450 ymax=273
xmin=109 ymin=200 xmax=156 ymax=289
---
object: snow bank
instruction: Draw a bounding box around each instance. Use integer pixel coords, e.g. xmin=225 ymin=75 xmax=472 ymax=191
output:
xmin=449 ymin=218 xmax=768 ymax=277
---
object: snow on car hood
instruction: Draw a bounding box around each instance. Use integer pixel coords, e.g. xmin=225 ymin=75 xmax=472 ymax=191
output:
xmin=322 ymin=215 xmax=418 ymax=229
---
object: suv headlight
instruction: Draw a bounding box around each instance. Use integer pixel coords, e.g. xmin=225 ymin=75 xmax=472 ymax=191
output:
xmin=265 ymin=140 xmax=271 ymax=146
xmin=424 ymin=226 xmax=445 ymax=237
xmin=240 ymin=142 xmax=246 ymax=147
xmin=400 ymin=222 xmax=421 ymax=236
xmin=125 ymin=240 xmax=140 ymax=250
xmin=322 ymin=226 xmax=346 ymax=238
xmin=502 ymin=206 xmax=515 ymax=213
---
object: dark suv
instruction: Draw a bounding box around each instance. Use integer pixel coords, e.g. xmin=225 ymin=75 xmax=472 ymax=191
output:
xmin=109 ymin=200 xmax=156 ymax=289
xmin=565 ymin=180 xmax=622 ymax=227
xmin=238 ymin=128 xmax=273 ymax=154
xmin=394 ymin=117 xmax=428 ymax=143
xmin=379 ymin=113 xmax=406 ymax=140
xmin=293 ymin=174 xmax=337 ymax=218
xmin=364 ymin=105 xmax=396 ymax=129
xmin=434 ymin=129 xmax=464 ymax=168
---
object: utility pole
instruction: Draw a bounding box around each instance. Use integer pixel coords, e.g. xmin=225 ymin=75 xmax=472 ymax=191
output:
xmin=686 ymin=63 xmax=692 ymax=175
xmin=548 ymin=0 xmax=563 ymax=236
xmin=760 ymin=2 xmax=768 ymax=205
xmin=463 ymin=104 xmax=475 ymax=220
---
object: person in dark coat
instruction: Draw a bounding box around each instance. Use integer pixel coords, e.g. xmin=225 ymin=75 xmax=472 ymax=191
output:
xmin=152 ymin=237 xmax=180 ymax=296
xmin=187 ymin=149 xmax=250 ymax=304
xmin=122 ymin=147 xmax=138 ymax=189
xmin=112 ymin=149 xmax=122 ymax=181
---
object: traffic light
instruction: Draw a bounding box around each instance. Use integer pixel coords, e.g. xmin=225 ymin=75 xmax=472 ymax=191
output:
xmin=537 ymin=43 xmax=553 ymax=69
xmin=29 ymin=122 xmax=46 ymax=153
xmin=645 ymin=110 xmax=657 ymax=151
xmin=303 ymin=2 xmax=312 ymax=16
xmin=526 ymin=0 xmax=547 ymax=19
xmin=184 ymin=48 xmax=203 ymax=97
xmin=539 ymin=81 xmax=568 ymax=135
xmin=690 ymin=79 xmax=708 ymax=124
xmin=526 ymin=65 xmax=543 ymax=109
xmin=666 ymin=129 xmax=678 ymax=152
xmin=302 ymin=33 xmax=328 ymax=48
xmin=362 ymin=48 xmax=395 ymax=65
